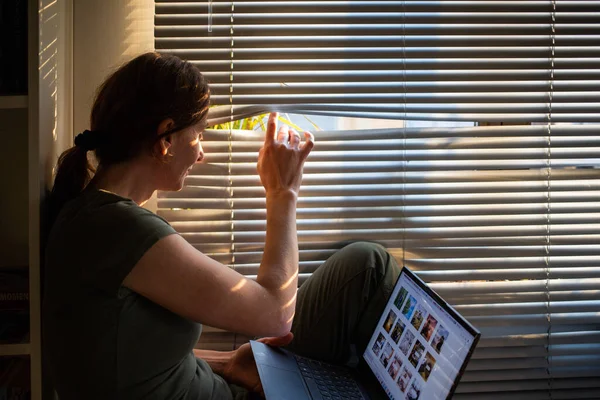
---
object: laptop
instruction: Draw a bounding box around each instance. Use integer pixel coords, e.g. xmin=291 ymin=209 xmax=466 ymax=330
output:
xmin=250 ymin=266 xmax=481 ymax=400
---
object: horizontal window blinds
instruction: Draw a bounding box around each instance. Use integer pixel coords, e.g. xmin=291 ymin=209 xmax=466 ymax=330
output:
xmin=156 ymin=123 xmax=600 ymax=398
xmin=154 ymin=1 xmax=600 ymax=398
xmin=156 ymin=0 xmax=600 ymax=122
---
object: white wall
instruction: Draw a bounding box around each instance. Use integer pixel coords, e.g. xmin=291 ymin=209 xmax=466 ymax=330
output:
xmin=72 ymin=0 xmax=155 ymax=210
xmin=73 ymin=0 xmax=154 ymax=134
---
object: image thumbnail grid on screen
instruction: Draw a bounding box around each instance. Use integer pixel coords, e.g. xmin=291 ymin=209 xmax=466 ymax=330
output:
xmin=364 ymin=273 xmax=473 ymax=400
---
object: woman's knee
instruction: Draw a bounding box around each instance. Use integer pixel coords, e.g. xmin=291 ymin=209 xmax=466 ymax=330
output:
xmin=336 ymin=241 xmax=398 ymax=278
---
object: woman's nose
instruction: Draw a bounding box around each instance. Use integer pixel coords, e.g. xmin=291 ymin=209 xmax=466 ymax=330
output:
xmin=196 ymin=144 xmax=205 ymax=163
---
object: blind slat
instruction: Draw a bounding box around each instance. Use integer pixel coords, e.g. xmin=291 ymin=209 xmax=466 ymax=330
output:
xmin=156 ymin=35 xmax=600 ymax=48
xmin=156 ymin=1 xmax=599 ymax=13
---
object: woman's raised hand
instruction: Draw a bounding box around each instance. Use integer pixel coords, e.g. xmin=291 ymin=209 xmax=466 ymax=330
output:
xmin=257 ymin=112 xmax=314 ymax=196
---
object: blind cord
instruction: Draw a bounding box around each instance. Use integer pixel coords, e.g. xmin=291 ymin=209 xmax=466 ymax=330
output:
xmin=229 ymin=1 xmax=235 ymax=268
xmin=545 ymin=0 xmax=556 ymax=397
xmin=207 ymin=0 xmax=213 ymax=32
xmin=401 ymin=0 xmax=407 ymax=269
xmin=229 ymin=0 xmax=237 ymax=351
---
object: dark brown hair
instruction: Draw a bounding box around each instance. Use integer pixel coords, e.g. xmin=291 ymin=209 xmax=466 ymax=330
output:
xmin=50 ymin=52 xmax=210 ymax=219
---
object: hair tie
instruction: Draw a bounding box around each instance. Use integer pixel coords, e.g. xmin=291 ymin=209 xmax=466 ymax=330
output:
xmin=74 ymin=130 xmax=102 ymax=151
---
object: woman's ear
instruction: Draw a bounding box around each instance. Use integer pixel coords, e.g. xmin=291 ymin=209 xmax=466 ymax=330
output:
xmin=155 ymin=118 xmax=175 ymax=157
xmin=157 ymin=138 xmax=172 ymax=157
xmin=157 ymin=118 xmax=175 ymax=135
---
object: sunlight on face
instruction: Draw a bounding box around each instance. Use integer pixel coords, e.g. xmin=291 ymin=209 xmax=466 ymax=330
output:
xmin=189 ymin=128 xmax=204 ymax=147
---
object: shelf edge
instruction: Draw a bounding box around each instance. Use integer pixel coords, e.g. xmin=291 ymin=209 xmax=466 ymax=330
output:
xmin=0 ymin=95 xmax=28 ymax=109
xmin=0 ymin=343 xmax=31 ymax=356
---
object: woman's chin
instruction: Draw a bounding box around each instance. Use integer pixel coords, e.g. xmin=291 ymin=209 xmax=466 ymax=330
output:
xmin=159 ymin=178 xmax=186 ymax=192
xmin=174 ymin=179 xmax=186 ymax=191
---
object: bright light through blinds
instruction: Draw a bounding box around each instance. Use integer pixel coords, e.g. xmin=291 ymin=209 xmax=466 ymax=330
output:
xmin=155 ymin=1 xmax=600 ymax=398
xmin=156 ymin=0 xmax=600 ymax=123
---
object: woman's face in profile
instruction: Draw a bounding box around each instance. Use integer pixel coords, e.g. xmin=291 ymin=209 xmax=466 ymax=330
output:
xmin=158 ymin=121 xmax=205 ymax=191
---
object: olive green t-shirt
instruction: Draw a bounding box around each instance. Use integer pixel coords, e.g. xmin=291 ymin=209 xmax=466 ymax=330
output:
xmin=43 ymin=189 xmax=234 ymax=400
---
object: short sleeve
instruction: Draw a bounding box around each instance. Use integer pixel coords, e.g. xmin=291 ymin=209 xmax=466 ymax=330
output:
xmin=78 ymin=199 xmax=177 ymax=294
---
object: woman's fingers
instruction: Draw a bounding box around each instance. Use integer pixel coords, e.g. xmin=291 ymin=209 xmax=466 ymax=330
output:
xmin=289 ymin=128 xmax=301 ymax=148
xmin=300 ymin=131 xmax=315 ymax=161
xmin=258 ymin=332 xmax=294 ymax=347
xmin=257 ymin=117 xmax=315 ymax=194
xmin=265 ymin=112 xmax=278 ymax=146
xmin=277 ymin=124 xmax=290 ymax=143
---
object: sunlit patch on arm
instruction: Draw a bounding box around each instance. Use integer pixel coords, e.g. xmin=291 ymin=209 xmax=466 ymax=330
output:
xmin=283 ymin=292 xmax=297 ymax=310
xmin=286 ymin=312 xmax=295 ymax=325
xmin=230 ymin=278 xmax=248 ymax=292
xmin=280 ymin=271 xmax=299 ymax=291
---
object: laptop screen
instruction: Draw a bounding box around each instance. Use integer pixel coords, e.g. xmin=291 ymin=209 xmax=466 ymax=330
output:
xmin=363 ymin=267 xmax=479 ymax=400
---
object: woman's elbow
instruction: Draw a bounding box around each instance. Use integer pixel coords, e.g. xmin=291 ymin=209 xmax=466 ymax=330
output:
xmin=260 ymin=309 xmax=294 ymax=338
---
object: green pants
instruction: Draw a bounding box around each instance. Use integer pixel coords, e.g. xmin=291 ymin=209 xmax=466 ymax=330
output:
xmin=233 ymin=241 xmax=400 ymax=399
xmin=288 ymin=241 xmax=401 ymax=363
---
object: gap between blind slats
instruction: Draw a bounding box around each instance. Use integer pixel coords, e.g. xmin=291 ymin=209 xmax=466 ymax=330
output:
xmin=473 ymin=344 xmax=600 ymax=359
xmin=283 ymin=110 xmax=600 ymax=123
xmin=185 ymin=236 xmax=600 ymax=255
xmin=164 ymin=181 xmax=600 ymax=198
xmin=199 ymin=71 xmax=600 ymax=85
xmin=207 ymin=93 xmax=600 ymax=105
xmin=165 ymin=47 xmax=600 ymax=60
xmin=194 ymin=138 xmax=600 ymax=152
xmin=460 ymin=366 xmax=600 ymax=383
xmin=182 ymin=177 xmax=600 ymax=191
xmin=196 ymin=148 xmax=600 ymax=162
xmin=258 ymin=273 xmax=599 ymax=292
xmin=466 ymin=355 xmax=600 ymax=371
xmin=223 ymin=259 xmax=600 ymax=276
xmin=179 ymin=243 xmax=600 ymax=257
xmin=201 ymin=125 xmax=600 ymax=139
xmin=187 ymin=159 xmax=600 ymax=172
xmin=183 ymin=172 xmax=599 ymax=186
xmin=205 ymin=108 xmax=600 ymax=123
xmin=156 ymin=35 xmax=600 ymax=48
xmin=155 ymin=23 xmax=600 ymax=36
xmin=184 ymin=58 xmax=600 ymax=71
xmin=203 ymin=102 xmax=600 ymax=115
xmin=205 ymin=82 xmax=600 ymax=96
xmin=155 ymin=12 xmax=600 ymax=25
xmin=175 ymin=225 xmax=600 ymax=241
xmin=455 ymin=384 xmax=600 ymax=399
xmin=155 ymin=1 xmax=599 ymax=13
xmin=455 ymin=380 xmax=600 ymax=396
xmin=159 ymin=203 xmax=600 ymax=221
xmin=158 ymin=192 xmax=600 ymax=208
xmin=199 ymin=260 xmax=600 ymax=281
xmin=167 ymin=214 xmax=600 ymax=231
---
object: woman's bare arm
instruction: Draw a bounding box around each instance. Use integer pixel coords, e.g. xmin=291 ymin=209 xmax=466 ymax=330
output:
xmin=123 ymin=113 xmax=314 ymax=337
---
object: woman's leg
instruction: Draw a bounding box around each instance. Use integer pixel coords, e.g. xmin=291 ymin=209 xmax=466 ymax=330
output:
xmin=286 ymin=242 xmax=400 ymax=364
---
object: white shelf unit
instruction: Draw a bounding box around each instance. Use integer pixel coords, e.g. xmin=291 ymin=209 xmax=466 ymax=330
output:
xmin=0 ymin=95 xmax=28 ymax=109
xmin=0 ymin=343 xmax=31 ymax=357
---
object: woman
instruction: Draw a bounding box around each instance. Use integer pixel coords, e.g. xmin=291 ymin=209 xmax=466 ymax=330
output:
xmin=43 ymin=52 xmax=399 ymax=399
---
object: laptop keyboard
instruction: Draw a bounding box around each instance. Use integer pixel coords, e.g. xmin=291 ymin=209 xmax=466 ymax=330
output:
xmin=294 ymin=354 xmax=366 ymax=399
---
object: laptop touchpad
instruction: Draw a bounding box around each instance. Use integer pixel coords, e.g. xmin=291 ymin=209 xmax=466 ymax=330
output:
xmin=258 ymin=364 xmax=311 ymax=400
xmin=252 ymin=341 xmax=299 ymax=371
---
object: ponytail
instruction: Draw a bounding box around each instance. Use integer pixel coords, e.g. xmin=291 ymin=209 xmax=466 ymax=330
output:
xmin=49 ymin=146 xmax=95 ymax=223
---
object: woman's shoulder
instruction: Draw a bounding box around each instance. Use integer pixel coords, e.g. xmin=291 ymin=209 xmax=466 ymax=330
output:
xmin=45 ymin=188 xmax=177 ymax=293
xmin=48 ymin=189 xmax=175 ymax=251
